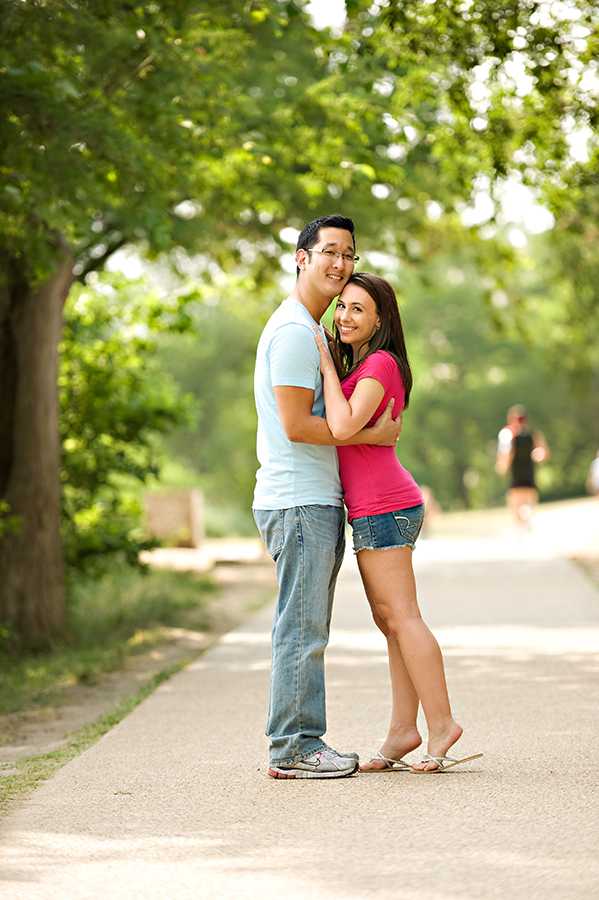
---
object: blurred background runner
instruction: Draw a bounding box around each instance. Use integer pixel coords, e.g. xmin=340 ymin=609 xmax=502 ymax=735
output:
xmin=495 ymin=405 xmax=550 ymax=533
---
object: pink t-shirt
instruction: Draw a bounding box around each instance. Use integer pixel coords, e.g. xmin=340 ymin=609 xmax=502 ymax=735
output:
xmin=336 ymin=351 xmax=423 ymax=523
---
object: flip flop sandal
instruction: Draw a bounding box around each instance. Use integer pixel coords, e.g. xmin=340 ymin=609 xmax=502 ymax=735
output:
xmin=411 ymin=753 xmax=484 ymax=773
xmin=360 ymin=752 xmax=412 ymax=773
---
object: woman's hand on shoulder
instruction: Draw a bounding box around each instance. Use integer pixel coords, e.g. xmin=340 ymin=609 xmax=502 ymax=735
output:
xmin=324 ymin=328 xmax=345 ymax=378
xmin=313 ymin=326 xmax=337 ymax=378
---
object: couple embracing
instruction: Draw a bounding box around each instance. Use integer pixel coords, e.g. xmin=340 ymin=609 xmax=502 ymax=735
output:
xmin=253 ymin=215 xmax=482 ymax=779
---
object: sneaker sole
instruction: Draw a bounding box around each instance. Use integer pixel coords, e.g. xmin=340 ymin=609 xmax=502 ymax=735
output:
xmin=268 ymin=762 xmax=358 ymax=779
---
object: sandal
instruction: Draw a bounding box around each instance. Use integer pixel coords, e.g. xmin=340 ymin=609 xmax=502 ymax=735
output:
xmin=411 ymin=753 xmax=483 ymax=773
xmin=360 ymin=752 xmax=411 ymax=773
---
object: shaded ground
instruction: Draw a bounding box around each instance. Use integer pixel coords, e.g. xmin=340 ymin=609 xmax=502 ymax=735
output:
xmin=1 ymin=498 xmax=597 ymax=764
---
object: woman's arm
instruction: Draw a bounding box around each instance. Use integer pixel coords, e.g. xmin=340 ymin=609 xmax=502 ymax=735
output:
xmin=274 ymin=386 xmax=401 ymax=446
xmin=313 ymin=327 xmax=386 ymax=441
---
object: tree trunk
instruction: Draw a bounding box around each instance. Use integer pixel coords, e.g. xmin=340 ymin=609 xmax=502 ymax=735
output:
xmin=0 ymin=251 xmax=74 ymax=647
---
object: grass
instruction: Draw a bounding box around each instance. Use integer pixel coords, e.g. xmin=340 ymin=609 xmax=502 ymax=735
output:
xmin=0 ymin=564 xmax=217 ymax=718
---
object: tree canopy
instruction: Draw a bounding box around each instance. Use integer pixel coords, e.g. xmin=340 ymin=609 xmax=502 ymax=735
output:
xmin=3 ymin=0 xmax=598 ymax=272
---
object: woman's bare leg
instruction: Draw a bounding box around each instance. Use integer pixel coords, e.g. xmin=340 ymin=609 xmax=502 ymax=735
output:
xmin=359 ymin=582 xmax=422 ymax=770
xmin=358 ymin=546 xmax=462 ymax=771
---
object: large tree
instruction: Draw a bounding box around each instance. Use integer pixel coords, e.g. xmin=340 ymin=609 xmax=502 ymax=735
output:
xmin=1 ymin=0 xmax=595 ymax=644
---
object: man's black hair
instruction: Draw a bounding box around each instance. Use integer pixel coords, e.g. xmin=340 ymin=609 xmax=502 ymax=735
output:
xmin=295 ymin=215 xmax=355 ymax=276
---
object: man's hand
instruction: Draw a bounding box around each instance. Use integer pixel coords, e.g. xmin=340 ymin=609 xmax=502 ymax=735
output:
xmin=368 ymin=400 xmax=403 ymax=446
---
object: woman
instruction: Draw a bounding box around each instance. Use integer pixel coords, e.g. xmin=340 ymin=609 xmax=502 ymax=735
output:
xmin=314 ymin=272 xmax=482 ymax=773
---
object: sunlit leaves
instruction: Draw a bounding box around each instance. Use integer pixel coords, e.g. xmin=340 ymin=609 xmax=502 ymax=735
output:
xmin=59 ymin=273 xmax=195 ymax=571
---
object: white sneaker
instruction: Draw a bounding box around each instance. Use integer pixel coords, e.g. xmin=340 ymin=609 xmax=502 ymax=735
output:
xmin=268 ymin=748 xmax=359 ymax=779
xmin=324 ymin=744 xmax=359 ymax=761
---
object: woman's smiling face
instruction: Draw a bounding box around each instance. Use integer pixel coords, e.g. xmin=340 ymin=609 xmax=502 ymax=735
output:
xmin=334 ymin=283 xmax=380 ymax=360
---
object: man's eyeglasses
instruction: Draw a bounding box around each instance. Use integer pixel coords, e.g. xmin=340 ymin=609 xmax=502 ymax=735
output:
xmin=305 ymin=248 xmax=359 ymax=264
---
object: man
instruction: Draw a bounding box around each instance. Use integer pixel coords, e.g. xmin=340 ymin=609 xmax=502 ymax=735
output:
xmin=495 ymin=404 xmax=549 ymax=531
xmin=253 ymin=215 xmax=401 ymax=779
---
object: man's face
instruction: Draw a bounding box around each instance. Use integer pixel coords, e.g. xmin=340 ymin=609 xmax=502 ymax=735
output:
xmin=296 ymin=227 xmax=356 ymax=299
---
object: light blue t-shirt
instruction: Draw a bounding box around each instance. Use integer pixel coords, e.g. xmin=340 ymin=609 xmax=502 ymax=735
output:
xmin=253 ymin=297 xmax=343 ymax=510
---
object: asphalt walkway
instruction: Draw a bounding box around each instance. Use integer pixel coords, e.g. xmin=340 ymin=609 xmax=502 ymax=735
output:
xmin=1 ymin=499 xmax=599 ymax=899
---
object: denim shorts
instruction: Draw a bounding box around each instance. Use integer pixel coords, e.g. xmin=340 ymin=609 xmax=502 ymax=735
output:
xmin=350 ymin=503 xmax=425 ymax=553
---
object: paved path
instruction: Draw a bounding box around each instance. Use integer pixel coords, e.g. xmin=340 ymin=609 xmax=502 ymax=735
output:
xmin=1 ymin=500 xmax=599 ymax=899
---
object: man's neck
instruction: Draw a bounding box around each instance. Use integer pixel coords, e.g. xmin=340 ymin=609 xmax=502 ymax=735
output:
xmin=288 ymin=282 xmax=332 ymax=324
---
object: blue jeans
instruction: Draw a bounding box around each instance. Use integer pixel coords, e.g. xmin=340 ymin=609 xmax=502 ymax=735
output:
xmin=253 ymin=505 xmax=346 ymax=766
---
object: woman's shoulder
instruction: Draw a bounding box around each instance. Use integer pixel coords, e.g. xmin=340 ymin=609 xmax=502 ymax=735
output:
xmin=359 ymin=350 xmax=399 ymax=375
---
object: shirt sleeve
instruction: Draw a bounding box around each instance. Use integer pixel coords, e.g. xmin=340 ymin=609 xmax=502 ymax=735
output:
xmin=356 ymin=352 xmax=404 ymax=422
xmin=356 ymin=352 xmax=398 ymax=391
xmin=269 ymin=322 xmax=320 ymax=391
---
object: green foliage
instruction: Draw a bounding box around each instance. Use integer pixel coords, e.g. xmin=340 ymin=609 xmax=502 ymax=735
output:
xmin=3 ymin=0 xmax=595 ymax=277
xmin=3 ymin=0 xmax=597 ymax=349
xmin=0 ymin=499 xmax=21 ymax=539
xmin=65 ymin=564 xmax=215 ymax=655
xmin=155 ymin=288 xmax=267 ymax=525
xmin=1 ymin=1 xmax=289 ymax=274
xmin=537 ymin=181 xmax=599 ymax=383
xmin=59 ymin=273 xmax=195 ymax=573
xmin=307 ymin=0 xmax=598 ymax=251
xmin=1 ymin=0 xmax=386 ymax=280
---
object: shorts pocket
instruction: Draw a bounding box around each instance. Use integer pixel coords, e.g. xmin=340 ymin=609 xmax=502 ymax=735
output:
xmin=392 ymin=507 xmax=424 ymax=543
